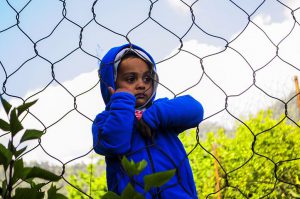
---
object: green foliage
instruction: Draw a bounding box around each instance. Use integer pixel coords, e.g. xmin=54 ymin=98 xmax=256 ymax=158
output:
xmin=66 ymin=161 xmax=107 ymax=198
xmin=0 ymin=97 xmax=66 ymax=199
xmin=180 ymin=110 xmax=300 ymax=198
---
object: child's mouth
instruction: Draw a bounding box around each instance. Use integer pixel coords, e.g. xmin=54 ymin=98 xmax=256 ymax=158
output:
xmin=135 ymin=94 xmax=146 ymax=99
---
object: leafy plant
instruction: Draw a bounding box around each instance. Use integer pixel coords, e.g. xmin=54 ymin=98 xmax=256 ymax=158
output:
xmin=102 ymin=156 xmax=175 ymax=199
xmin=0 ymin=97 xmax=66 ymax=199
xmin=67 ymin=156 xmax=175 ymax=199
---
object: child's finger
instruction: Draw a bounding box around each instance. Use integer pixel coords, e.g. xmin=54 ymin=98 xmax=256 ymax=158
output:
xmin=108 ymin=87 xmax=115 ymax=95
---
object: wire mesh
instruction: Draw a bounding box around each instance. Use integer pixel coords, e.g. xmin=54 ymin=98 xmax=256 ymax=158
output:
xmin=0 ymin=0 xmax=300 ymax=198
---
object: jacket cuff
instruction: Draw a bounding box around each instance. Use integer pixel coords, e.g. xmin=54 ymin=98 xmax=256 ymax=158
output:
xmin=109 ymin=92 xmax=136 ymax=110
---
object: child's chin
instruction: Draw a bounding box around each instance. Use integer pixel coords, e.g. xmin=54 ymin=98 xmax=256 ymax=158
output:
xmin=135 ymin=100 xmax=146 ymax=107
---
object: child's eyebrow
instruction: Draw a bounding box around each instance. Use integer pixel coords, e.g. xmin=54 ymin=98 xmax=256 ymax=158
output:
xmin=121 ymin=71 xmax=151 ymax=76
xmin=120 ymin=72 xmax=137 ymax=76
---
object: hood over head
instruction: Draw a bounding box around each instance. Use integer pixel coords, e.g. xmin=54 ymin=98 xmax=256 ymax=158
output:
xmin=99 ymin=43 xmax=158 ymax=109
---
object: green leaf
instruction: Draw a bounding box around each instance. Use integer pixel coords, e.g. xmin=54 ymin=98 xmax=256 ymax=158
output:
xmin=1 ymin=97 xmax=12 ymax=115
xmin=102 ymin=191 xmax=121 ymax=199
xmin=23 ymin=167 xmax=61 ymax=181
xmin=121 ymin=183 xmax=144 ymax=199
xmin=144 ymin=169 xmax=176 ymax=192
xmin=33 ymin=182 xmax=48 ymax=190
xmin=14 ymin=158 xmax=24 ymax=170
xmin=0 ymin=143 xmax=13 ymax=171
xmin=20 ymin=129 xmax=43 ymax=143
xmin=121 ymin=184 xmax=136 ymax=198
xmin=17 ymin=168 xmax=30 ymax=182
xmin=121 ymin=157 xmax=134 ymax=177
xmin=12 ymin=159 xmax=27 ymax=184
xmin=47 ymin=184 xmax=58 ymax=196
xmin=136 ymin=160 xmax=148 ymax=175
xmin=49 ymin=193 xmax=67 ymax=199
xmin=0 ymin=119 xmax=10 ymax=131
xmin=12 ymin=159 xmax=24 ymax=184
xmin=121 ymin=156 xmax=147 ymax=178
xmin=17 ymin=99 xmax=38 ymax=116
xmin=25 ymin=178 xmax=34 ymax=187
xmin=14 ymin=146 xmax=27 ymax=158
xmin=47 ymin=184 xmax=68 ymax=199
xmin=9 ymin=109 xmax=23 ymax=136
xmin=13 ymin=187 xmax=44 ymax=199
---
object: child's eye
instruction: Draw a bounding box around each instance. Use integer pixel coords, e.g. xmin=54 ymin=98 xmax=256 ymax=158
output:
xmin=143 ymin=75 xmax=152 ymax=83
xmin=126 ymin=76 xmax=136 ymax=83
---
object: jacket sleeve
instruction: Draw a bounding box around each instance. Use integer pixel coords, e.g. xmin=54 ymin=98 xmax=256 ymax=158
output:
xmin=92 ymin=92 xmax=136 ymax=156
xmin=142 ymin=95 xmax=204 ymax=134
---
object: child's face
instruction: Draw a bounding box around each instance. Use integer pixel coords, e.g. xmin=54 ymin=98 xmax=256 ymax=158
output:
xmin=116 ymin=57 xmax=153 ymax=108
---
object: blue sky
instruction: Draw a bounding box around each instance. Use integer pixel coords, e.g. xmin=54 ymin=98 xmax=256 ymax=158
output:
xmin=1 ymin=0 xmax=300 ymax=163
xmin=0 ymin=0 xmax=291 ymax=97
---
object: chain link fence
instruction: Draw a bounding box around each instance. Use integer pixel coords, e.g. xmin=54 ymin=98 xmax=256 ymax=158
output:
xmin=1 ymin=0 xmax=300 ymax=198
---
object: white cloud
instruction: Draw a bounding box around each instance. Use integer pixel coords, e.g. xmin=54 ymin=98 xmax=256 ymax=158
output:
xmin=252 ymin=14 xmax=296 ymax=44
xmin=166 ymin=0 xmax=194 ymax=13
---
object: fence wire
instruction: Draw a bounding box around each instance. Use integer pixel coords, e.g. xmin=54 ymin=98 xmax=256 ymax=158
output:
xmin=0 ymin=0 xmax=300 ymax=198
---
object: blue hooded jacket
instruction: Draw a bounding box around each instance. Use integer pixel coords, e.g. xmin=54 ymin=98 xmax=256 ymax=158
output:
xmin=92 ymin=44 xmax=204 ymax=199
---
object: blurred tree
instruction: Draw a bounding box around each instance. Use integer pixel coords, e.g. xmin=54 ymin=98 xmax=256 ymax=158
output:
xmin=180 ymin=110 xmax=300 ymax=198
xmin=67 ymin=160 xmax=107 ymax=199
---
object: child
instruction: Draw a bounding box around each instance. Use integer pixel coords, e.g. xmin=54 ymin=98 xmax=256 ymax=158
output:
xmin=92 ymin=43 xmax=204 ymax=199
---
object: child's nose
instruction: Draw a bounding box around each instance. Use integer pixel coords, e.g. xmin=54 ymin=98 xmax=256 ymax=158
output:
xmin=136 ymin=78 xmax=146 ymax=89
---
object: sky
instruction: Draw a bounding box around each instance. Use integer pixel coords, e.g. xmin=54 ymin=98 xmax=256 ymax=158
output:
xmin=0 ymin=0 xmax=300 ymax=164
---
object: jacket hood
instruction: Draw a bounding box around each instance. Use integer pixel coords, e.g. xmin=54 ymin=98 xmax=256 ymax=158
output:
xmin=99 ymin=43 xmax=158 ymax=109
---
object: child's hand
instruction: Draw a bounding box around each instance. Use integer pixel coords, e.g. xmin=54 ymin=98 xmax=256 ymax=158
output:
xmin=137 ymin=118 xmax=154 ymax=142
xmin=108 ymin=87 xmax=133 ymax=96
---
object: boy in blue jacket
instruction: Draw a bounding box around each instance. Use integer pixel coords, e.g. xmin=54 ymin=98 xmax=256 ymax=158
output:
xmin=92 ymin=43 xmax=204 ymax=199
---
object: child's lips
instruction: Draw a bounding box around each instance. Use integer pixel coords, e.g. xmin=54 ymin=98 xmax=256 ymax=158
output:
xmin=135 ymin=93 xmax=146 ymax=99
